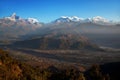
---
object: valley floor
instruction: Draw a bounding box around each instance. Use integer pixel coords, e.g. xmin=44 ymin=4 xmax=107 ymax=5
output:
xmin=7 ymin=48 xmax=120 ymax=69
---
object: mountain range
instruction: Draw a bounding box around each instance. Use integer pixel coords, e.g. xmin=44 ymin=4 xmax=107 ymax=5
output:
xmin=0 ymin=13 xmax=120 ymax=49
xmin=53 ymin=16 xmax=115 ymax=25
xmin=1 ymin=13 xmax=119 ymax=24
xmin=0 ymin=13 xmax=43 ymax=43
xmin=4 ymin=13 xmax=40 ymax=24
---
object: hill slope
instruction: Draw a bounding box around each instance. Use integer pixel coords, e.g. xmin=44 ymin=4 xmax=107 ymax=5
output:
xmin=11 ymin=33 xmax=98 ymax=50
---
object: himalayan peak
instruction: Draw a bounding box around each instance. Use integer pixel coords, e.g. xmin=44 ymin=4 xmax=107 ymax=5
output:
xmin=5 ymin=13 xmax=39 ymax=24
xmin=53 ymin=16 xmax=114 ymax=25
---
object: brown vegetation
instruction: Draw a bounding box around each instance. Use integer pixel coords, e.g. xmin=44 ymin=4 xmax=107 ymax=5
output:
xmin=0 ymin=49 xmax=115 ymax=80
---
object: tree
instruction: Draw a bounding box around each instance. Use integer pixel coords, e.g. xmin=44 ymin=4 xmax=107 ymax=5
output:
xmin=78 ymin=73 xmax=86 ymax=80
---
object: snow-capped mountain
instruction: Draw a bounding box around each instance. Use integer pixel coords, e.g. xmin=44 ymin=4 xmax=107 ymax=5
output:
xmin=1 ymin=13 xmax=119 ymax=25
xmin=83 ymin=18 xmax=92 ymax=23
xmin=53 ymin=16 xmax=114 ymax=25
xmin=54 ymin=16 xmax=83 ymax=23
xmin=5 ymin=13 xmax=21 ymax=21
xmin=92 ymin=16 xmax=109 ymax=24
xmin=27 ymin=18 xmax=39 ymax=24
xmin=0 ymin=13 xmax=43 ymax=42
xmin=69 ymin=16 xmax=83 ymax=22
xmin=4 ymin=13 xmax=40 ymax=24
xmin=54 ymin=16 xmax=72 ymax=23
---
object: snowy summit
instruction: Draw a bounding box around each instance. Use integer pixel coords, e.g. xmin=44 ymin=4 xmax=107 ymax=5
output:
xmin=5 ymin=13 xmax=21 ymax=21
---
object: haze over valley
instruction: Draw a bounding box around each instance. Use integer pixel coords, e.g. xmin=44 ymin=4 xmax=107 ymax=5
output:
xmin=0 ymin=13 xmax=120 ymax=49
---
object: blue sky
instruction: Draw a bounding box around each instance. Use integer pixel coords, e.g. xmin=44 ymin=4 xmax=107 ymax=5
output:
xmin=0 ymin=0 xmax=120 ymax=22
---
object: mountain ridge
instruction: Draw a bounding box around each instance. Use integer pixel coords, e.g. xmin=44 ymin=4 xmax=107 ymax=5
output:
xmin=10 ymin=33 xmax=99 ymax=50
xmin=53 ymin=16 xmax=116 ymax=25
xmin=4 ymin=13 xmax=41 ymax=24
xmin=0 ymin=13 xmax=120 ymax=49
xmin=1 ymin=13 xmax=119 ymax=25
